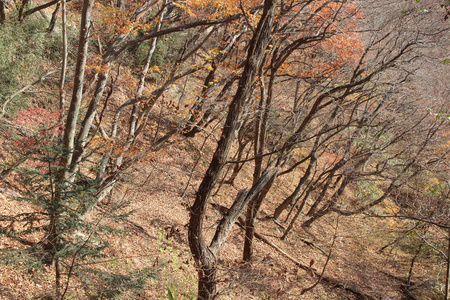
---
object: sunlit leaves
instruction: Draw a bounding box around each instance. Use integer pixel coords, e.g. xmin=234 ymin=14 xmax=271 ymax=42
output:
xmin=277 ymin=0 xmax=364 ymax=79
xmin=174 ymin=0 xmax=260 ymax=19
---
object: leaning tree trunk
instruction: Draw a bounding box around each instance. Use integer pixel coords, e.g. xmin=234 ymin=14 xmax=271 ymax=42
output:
xmin=49 ymin=0 xmax=94 ymax=297
xmin=446 ymin=228 xmax=450 ymax=300
xmin=302 ymin=176 xmax=351 ymax=228
xmin=225 ymin=133 xmax=252 ymax=185
xmin=58 ymin=0 xmax=67 ymax=112
xmin=243 ymin=74 xmax=272 ymax=262
xmin=188 ymin=1 xmax=276 ymax=298
xmin=47 ymin=3 xmax=60 ymax=33
xmin=273 ymin=144 xmax=318 ymax=221
xmin=0 ymin=0 xmax=6 ymax=24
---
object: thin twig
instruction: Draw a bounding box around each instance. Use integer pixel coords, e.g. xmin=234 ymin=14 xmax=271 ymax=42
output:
xmin=60 ymin=214 xmax=105 ymax=299
xmin=301 ymin=217 xmax=339 ymax=295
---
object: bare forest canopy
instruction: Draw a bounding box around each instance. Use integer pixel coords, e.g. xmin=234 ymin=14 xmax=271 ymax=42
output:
xmin=0 ymin=0 xmax=449 ymax=299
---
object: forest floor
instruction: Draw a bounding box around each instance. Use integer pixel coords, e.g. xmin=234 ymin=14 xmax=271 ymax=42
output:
xmin=0 ymin=119 xmax=441 ymax=299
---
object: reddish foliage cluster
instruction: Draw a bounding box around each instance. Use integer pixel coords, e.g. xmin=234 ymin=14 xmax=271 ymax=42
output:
xmin=271 ymin=0 xmax=364 ymax=79
xmin=10 ymin=107 xmax=63 ymax=151
xmin=175 ymin=0 xmax=261 ymax=19
xmin=302 ymin=1 xmax=364 ymax=77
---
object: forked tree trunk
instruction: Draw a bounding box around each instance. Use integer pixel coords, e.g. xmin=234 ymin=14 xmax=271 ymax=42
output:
xmin=243 ymin=78 xmax=269 ymax=261
xmin=48 ymin=0 xmax=94 ymax=297
xmin=188 ymin=1 xmax=276 ymax=298
xmin=18 ymin=0 xmax=30 ymax=21
xmin=59 ymin=0 xmax=93 ymax=178
xmin=243 ymin=173 xmax=276 ymax=261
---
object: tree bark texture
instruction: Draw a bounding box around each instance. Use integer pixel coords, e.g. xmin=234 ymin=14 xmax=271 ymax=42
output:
xmin=61 ymin=0 xmax=94 ymax=178
xmin=273 ymin=147 xmax=317 ymax=221
xmin=0 ymin=1 xmax=6 ymax=24
xmin=446 ymin=228 xmax=450 ymax=300
xmin=188 ymin=1 xmax=276 ymax=298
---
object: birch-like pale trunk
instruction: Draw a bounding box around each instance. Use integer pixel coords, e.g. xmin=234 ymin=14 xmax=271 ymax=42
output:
xmin=49 ymin=1 xmax=94 ymax=297
xmin=60 ymin=0 xmax=94 ymax=177
xmin=445 ymin=228 xmax=450 ymax=300
xmin=59 ymin=0 xmax=68 ymax=112
xmin=112 ymin=1 xmax=167 ymax=170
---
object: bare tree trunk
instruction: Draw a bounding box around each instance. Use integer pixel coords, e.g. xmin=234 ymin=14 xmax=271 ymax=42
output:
xmin=47 ymin=3 xmax=60 ymax=33
xmin=302 ymin=176 xmax=349 ymax=227
xmin=281 ymin=188 xmax=313 ymax=240
xmin=22 ymin=0 xmax=62 ymax=20
xmin=243 ymin=173 xmax=276 ymax=261
xmin=70 ymin=71 xmax=110 ymax=173
xmin=188 ymin=1 xmax=275 ymax=298
xmin=54 ymin=257 xmax=61 ymax=299
xmin=18 ymin=0 xmax=30 ymax=21
xmin=225 ymin=137 xmax=252 ymax=185
xmin=243 ymin=75 xmax=271 ymax=262
xmin=60 ymin=0 xmax=94 ymax=177
xmin=58 ymin=0 xmax=67 ymax=111
xmin=284 ymin=182 xmax=311 ymax=223
xmin=407 ymin=244 xmax=422 ymax=286
xmin=305 ymin=171 xmax=335 ymax=217
xmin=183 ymin=77 xmax=237 ymax=138
xmin=446 ymin=228 xmax=450 ymax=300
xmin=46 ymin=0 xmax=93 ymax=274
xmin=0 ymin=1 xmax=6 ymax=24
xmin=217 ymin=118 xmax=254 ymax=191
xmin=302 ymin=206 xmax=331 ymax=228
xmin=273 ymin=148 xmax=317 ymax=221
